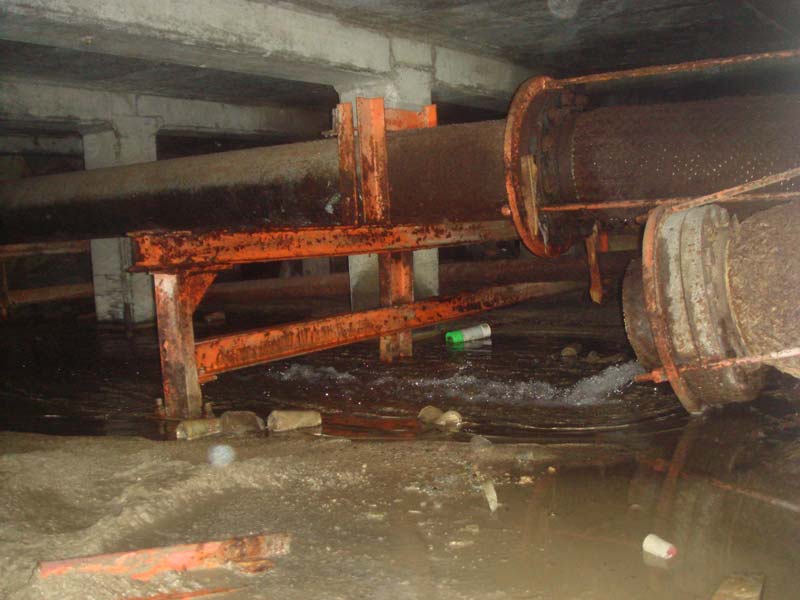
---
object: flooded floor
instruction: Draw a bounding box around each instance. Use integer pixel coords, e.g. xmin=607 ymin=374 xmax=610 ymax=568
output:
xmin=1 ymin=293 xmax=799 ymax=598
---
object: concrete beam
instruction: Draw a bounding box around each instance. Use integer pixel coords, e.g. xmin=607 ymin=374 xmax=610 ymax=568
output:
xmin=0 ymin=77 xmax=329 ymax=138
xmin=0 ymin=0 xmax=529 ymax=109
xmin=0 ymin=132 xmax=82 ymax=156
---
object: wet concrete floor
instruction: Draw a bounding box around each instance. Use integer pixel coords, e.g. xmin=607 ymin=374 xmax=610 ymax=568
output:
xmin=1 ymin=294 xmax=799 ymax=598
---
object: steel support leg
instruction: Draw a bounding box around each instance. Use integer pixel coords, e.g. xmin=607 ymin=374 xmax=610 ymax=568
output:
xmin=379 ymin=251 xmax=414 ymax=361
xmin=153 ymin=271 xmax=216 ymax=419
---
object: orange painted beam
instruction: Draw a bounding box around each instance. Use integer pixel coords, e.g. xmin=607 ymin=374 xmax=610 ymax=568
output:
xmin=38 ymin=533 xmax=291 ymax=582
xmin=384 ymin=105 xmax=437 ymax=131
xmin=195 ymin=281 xmax=582 ymax=380
xmin=130 ymin=220 xmax=517 ymax=271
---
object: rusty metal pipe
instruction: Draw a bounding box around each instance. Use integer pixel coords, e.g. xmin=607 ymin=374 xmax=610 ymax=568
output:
xmin=202 ymin=252 xmax=635 ymax=301
xmin=0 ymin=121 xmax=507 ymax=243
xmin=623 ymin=201 xmax=800 ymax=412
xmin=3 ymin=49 xmax=799 ymax=256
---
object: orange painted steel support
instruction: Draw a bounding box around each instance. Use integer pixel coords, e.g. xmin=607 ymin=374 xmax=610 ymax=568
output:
xmin=38 ymin=533 xmax=291 ymax=581
xmin=378 ymin=251 xmax=414 ymax=360
xmin=356 ymin=98 xmax=391 ymax=225
xmin=194 ymin=281 xmax=582 ymax=381
xmin=585 ymin=225 xmax=603 ymax=304
xmin=357 ymin=100 xmax=438 ymax=361
xmin=130 ymin=221 xmax=514 ymax=271
xmin=384 ymin=105 xmax=437 ymax=131
xmin=336 ymin=103 xmax=359 ymax=225
xmin=135 ymin=98 xmax=537 ymax=416
xmin=154 ymin=271 xmax=217 ymax=419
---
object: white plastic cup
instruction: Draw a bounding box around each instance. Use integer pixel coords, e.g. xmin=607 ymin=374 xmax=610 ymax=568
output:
xmin=642 ymin=533 xmax=677 ymax=559
xmin=446 ymin=323 xmax=492 ymax=345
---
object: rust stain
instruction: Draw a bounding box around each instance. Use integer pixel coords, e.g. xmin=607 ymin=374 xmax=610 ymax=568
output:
xmin=194 ymin=281 xmax=583 ymax=378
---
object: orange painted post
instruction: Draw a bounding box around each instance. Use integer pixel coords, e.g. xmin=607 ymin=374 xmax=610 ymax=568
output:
xmin=154 ymin=271 xmax=217 ymax=419
xmin=336 ymin=103 xmax=359 ymax=225
xmin=378 ymin=251 xmax=414 ymax=360
xmin=38 ymin=533 xmax=291 ymax=581
xmin=585 ymin=225 xmax=603 ymax=304
xmin=371 ymin=102 xmax=438 ymax=361
xmin=356 ymin=98 xmax=390 ymax=224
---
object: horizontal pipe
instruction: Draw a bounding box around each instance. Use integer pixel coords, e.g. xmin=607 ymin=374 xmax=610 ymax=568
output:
xmin=0 ymin=240 xmax=90 ymax=259
xmin=196 ymin=281 xmax=583 ymax=379
xmin=7 ymin=282 xmax=93 ymax=306
xmin=0 ymin=121 xmax=507 ymax=242
xmin=131 ymin=220 xmax=518 ymax=271
xmin=204 ymin=252 xmax=635 ymax=301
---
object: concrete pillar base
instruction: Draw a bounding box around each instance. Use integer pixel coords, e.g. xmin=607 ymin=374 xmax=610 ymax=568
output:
xmin=91 ymin=238 xmax=155 ymax=324
xmin=86 ymin=117 xmax=158 ymax=323
xmin=348 ymin=249 xmax=439 ymax=311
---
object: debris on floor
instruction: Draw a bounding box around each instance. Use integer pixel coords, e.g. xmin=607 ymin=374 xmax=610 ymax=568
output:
xmin=642 ymin=533 xmax=677 ymax=559
xmin=267 ymin=409 xmax=322 ymax=432
xmin=712 ymin=573 xmax=765 ymax=600
xmin=445 ymin=323 xmax=492 ymax=345
xmin=38 ymin=532 xmax=290 ymax=581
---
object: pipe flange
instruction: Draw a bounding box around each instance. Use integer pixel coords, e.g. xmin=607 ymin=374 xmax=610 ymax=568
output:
xmin=504 ymin=76 xmax=573 ymax=257
xmin=630 ymin=204 xmax=764 ymax=412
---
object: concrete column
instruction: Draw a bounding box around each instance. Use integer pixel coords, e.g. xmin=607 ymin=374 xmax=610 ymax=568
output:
xmin=87 ymin=117 xmax=158 ymax=324
xmin=338 ymin=49 xmax=440 ymax=311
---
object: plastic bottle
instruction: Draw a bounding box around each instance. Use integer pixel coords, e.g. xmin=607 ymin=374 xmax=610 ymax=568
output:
xmin=642 ymin=533 xmax=677 ymax=559
xmin=445 ymin=323 xmax=491 ymax=345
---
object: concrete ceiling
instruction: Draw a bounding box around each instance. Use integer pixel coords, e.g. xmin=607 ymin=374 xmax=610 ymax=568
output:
xmin=0 ymin=40 xmax=339 ymax=108
xmin=279 ymin=0 xmax=799 ymax=75
xmin=1 ymin=0 xmax=797 ymax=112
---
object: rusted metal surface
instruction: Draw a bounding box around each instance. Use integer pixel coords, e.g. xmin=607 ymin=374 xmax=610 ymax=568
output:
xmin=154 ymin=271 xmax=217 ymax=419
xmin=639 ymin=206 xmax=699 ymax=412
xmin=584 ymin=225 xmax=602 ymax=304
xmin=194 ymin=281 xmax=582 ymax=380
xmin=636 ymin=347 xmax=800 ymax=384
xmin=38 ymin=532 xmax=290 ymax=581
xmin=130 ymin=220 xmax=517 ymax=271
xmin=384 ymin=105 xmax=437 ymax=131
xmin=336 ymin=103 xmax=358 ymax=225
xmin=622 ymin=261 xmax=659 ymax=371
xmin=569 ymin=95 xmax=800 ymax=207
xmin=374 ymin=101 xmax=437 ymax=361
xmin=0 ymin=139 xmax=342 ymax=242
xmin=629 ymin=204 xmax=767 ymax=412
xmin=728 ymin=202 xmax=800 ymax=378
xmin=386 ymin=120 xmax=507 ymax=225
xmin=540 ymin=191 xmax=800 ymax=213
xmin=563 ymin=48 xmax=800 ymax=87
xmin=357 ymin=98 xmax=391 ymax=224
xmin=379 ymin=251 xmax=414 ymax=361
xmin=503 ymin=75 xmax=568 ymax=257
xmin=502 ymin=49 xmax=800 ymax=255
xmin=202 ymin=252 xmax=635 ymax=301
xmin=1 ymin=119 xmax=507 ymax=242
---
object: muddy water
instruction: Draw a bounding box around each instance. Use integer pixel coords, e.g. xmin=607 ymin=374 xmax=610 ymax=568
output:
xmin=1 ymin=299 xmax=799 ymax=598
xmin=0 ymin=304 xmax=683 ymax=439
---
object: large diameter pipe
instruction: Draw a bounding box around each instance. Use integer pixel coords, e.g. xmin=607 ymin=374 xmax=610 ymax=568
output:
xmin=519 ymin=92 xmax=800 ymax=250
xmin=623 ymin=201 xmax=799 ymax=412
xmin=727 ymin=202 xmax=800 ymax=378
xmin=3 ymin=68 xmax=800 ymax=250
xmin=0 ymin=121 xmax=507 ymax=243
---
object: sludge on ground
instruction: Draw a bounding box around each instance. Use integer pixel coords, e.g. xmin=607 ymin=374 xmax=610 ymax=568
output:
xmin=1 ymin=293 xmax=799 ymax=599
